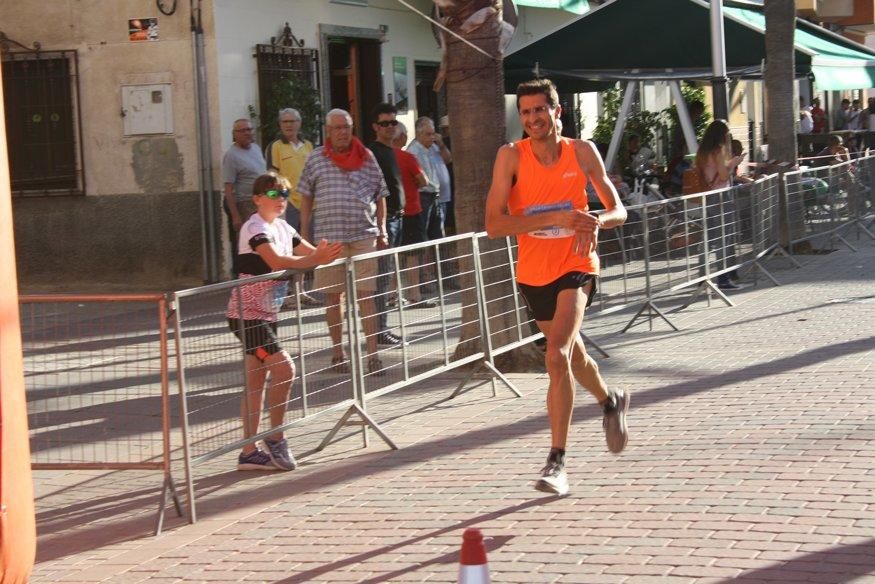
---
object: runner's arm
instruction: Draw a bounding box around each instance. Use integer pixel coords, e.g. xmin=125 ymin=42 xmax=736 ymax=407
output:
xmin=576 ymin=140 xmax=627 ymax=229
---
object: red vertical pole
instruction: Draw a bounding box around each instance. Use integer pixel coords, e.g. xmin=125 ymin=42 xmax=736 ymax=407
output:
xmin=0 ymin=61 xmax=37 ymax=583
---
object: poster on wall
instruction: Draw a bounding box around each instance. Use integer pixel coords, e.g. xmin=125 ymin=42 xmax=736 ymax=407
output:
xmin=393 ymin=57 xmax=408 ymax=113
xmin=129 ymin=18 xmax=159 ymax=42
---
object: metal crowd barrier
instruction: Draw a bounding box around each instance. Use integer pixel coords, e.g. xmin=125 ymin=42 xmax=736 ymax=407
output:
xmin=20 ymin=294 xmax=182 ymax=535
xmin=169 ymin=232 xmax=529 ymax=521
xmin=783 ymin=154 xmax=875 ymax=253
xmin=25 ymin=154 xmax=871 ymax=529
xmin=583 ymin=174 xmax=784 ymax=331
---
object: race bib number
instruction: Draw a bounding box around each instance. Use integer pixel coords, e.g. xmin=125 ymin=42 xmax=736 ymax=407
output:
xmin=524 ymin=201 xmax=574 ymax=239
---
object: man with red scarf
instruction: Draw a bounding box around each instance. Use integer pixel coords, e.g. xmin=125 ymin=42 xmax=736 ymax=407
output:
xmin=298 ymin=109 xmax=389 ymax=376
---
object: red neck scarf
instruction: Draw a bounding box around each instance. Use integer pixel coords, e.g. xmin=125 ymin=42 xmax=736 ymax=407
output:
xmin=324 ymin=137 xmax=368 ymax=171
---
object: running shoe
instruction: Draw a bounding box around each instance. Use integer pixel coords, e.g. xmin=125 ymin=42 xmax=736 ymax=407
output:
xmin=603 ymin=389 xmax=630 ymax=454
xmin=264 ymin=438 xmax=297 ymax=471
xmin=237 ymin=449 xmax=279 ymax=471
xmin=535 ymin=458 xmax=569 ymax=495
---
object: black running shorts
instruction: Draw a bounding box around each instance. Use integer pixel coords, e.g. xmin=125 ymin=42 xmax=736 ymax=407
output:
xmin=517 ymin=272 xmax=599 ymax=322
xmin=227 ymin=319 xmax=282 ymax=361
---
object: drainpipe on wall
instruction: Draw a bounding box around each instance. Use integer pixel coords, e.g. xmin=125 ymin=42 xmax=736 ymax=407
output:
xmin=191 ymin=0 xmax=219 ymax=283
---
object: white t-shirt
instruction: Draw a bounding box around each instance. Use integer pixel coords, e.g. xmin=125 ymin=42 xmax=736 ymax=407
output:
xmin=227 ymin=213 xmax=302 ymax=321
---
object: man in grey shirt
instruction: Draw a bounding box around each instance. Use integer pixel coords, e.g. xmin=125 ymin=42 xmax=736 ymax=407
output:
xmin=223 ymin=118 xmax=266 ymax=278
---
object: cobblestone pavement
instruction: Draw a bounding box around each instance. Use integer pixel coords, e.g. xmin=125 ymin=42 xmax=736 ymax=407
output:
xmin=30 ymin=235 xmax=875 ymax=583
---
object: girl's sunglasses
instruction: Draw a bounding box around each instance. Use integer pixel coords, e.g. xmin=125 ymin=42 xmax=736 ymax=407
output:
xmin=263 ymin=189 xmax=290 ymax=199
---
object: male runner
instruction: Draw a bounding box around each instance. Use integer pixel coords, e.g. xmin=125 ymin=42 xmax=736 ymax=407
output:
xmin=485 ymin=79 xmax=630 ymax=495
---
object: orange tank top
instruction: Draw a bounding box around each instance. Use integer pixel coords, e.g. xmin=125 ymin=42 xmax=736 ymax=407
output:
xmin=508 ymin=137 xmax=598 ymax=286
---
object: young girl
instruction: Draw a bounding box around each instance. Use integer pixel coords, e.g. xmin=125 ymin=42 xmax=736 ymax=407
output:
xmin=227 ymin=173 xmax=342 ymax=471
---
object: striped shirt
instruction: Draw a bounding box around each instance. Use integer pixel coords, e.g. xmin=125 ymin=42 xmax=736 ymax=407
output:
xmin=297 ymin=146 xmax=389 ymax=243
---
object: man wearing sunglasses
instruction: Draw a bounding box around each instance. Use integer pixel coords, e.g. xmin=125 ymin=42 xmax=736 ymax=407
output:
xmin=367 ymin=103 xmax=406 ymax=347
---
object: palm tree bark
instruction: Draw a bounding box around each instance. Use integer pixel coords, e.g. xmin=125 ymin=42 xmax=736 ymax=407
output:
xmin=764 ymin=0 xmax=799 ymax=247
xmin=436 ymin=1 xmax=544 ymax=370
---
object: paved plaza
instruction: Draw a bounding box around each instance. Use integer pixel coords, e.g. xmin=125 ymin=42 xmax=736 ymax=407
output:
xmin=30 ymin=235 xmax=875 ymax=583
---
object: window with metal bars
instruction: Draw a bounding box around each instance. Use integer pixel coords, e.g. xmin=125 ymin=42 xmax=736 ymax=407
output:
xmin=1 ymin=49 xmax=84 ymax=196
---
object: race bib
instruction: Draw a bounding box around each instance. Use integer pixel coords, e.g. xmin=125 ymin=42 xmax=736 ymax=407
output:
xmin=524 ymin=201 xmax=574 ymax=239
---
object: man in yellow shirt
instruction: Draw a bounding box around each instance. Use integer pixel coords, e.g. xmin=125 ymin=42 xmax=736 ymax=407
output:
xmin=265 ymin=108 xmax=318 ymax=307
xmin=266 ymin=108 xmax=314 ymax=231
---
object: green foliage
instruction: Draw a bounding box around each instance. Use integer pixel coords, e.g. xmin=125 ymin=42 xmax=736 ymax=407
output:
xmin=592 ymin=82 xmax=712 ymax=174
xmin=663 ymin=83 xmax=711 ymax=145
xmin=250 ymin=74 xmax=322 ymax=145
xmin=592 ymin=87 xmax=622 ymax=146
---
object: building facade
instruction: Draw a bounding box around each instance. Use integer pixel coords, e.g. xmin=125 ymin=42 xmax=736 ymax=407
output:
xmin=2 ymin=0 xmax=580 ymax=288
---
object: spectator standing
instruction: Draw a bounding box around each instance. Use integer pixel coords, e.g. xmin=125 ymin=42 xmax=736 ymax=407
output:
xmin=846 ymin=99 xmax=863 ymax=130
xmin=393 ymin=122 xmax=430 ymax=304
xmin=367 ymin=103 xmax=406 ymax=346
xmin=223 ymin=118 xmax=266 ymax=278
xmin=265 ymin=108 xmax=314 ymax=231
xmin=833 ymin=98 xmax=850 ymax=131
xmin=297 ymin=109 xmax=390 ymax=375
xmin=407 ymin=117 xmax=452 ymax=241
xmin=227 ymin=173 xmax=342 ymax=471
xmin=407 ymin=117 xmax=452 ymax=293
xmin=265 ymin=107 xmax=319 ymax=308
xmin=439 ymin=115 xmax=457 ymax=236
xmin=863 ymin=98 xmax=875 ymax=149
xmin=694 ymin=120 xmax=745 ymax=290
xmin=810 ymin=98 xmax=827 ymax=134
xmin=799 ymin=98 xmax=814 ymax=134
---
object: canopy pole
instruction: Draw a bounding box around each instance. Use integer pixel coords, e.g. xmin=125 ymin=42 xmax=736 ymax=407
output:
xmin=605 ymin=80 xmax=636 ymax=173
xmin=710 ymin=0 xmax=730 ymax=120
xmin=669 ymin=80 xmax=698 ymax=155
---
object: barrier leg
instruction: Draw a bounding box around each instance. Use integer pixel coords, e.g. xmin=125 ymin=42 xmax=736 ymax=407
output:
xmin=450 ymin=360 xmax=523 ymax=400
xmin=764 ymin=244 xmax=802 ymax=267
xmin=317 ymin=403 xmax=398 ymax=453
xmin=580 ymin=332 xmax=609 ymax=358
xmin=751 ymin=259 xmax=782 ymax=286
xmin=621 ymin=300 xmax=679 ymax=333
xmin=679 ymin=279 xmax=733 ymax=310
xmin=154 ymin=474 xmax=183 ymax=536
xmin=853 ymin=218 xmax=875 ymax=239
xmin=482 ymin=361 xmax=523 ymax=398
xmin=834 ymin=229 xmax=859 ymax=252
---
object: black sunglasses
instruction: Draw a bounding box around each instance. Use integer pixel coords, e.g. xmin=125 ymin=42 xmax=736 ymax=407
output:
xmin=376 ymin=120 xmax=399 ymax=127
xmin=263 ymin=189 xmax=290 ymax=200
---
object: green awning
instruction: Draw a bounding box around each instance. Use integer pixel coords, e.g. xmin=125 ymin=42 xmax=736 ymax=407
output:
xmin=504 ymin=0 xmax=875 ymax=92
xmin=514 ymin=0 xmax=591 ymax=14
xmin=725 ymin=4 xmax=875 ymax=90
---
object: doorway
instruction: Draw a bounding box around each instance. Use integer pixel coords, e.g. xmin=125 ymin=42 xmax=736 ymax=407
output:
xmin=414 ymin=61 xmax=447 ymax=123
xmin=325 ymin=36 xmax=382 ymax=143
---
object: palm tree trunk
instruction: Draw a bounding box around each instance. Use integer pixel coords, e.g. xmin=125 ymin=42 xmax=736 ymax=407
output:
xmin=764 ymin=0 xmax=799 ymax=247
xmin=438 ymin=1 xmax=543 ymax=369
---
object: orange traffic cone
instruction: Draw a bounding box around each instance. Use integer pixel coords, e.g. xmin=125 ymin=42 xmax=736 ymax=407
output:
xmin=458 ymin=527 xmax=490 ymax=583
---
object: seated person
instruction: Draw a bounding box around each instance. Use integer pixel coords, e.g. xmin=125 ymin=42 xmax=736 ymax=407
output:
xmin=815 ymin=134 xmax=850 ymax=166
xmin=731 ymin=139 xmax=753 ymax=185
xmin=619 ymin=134 xmax=656 ymax=184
